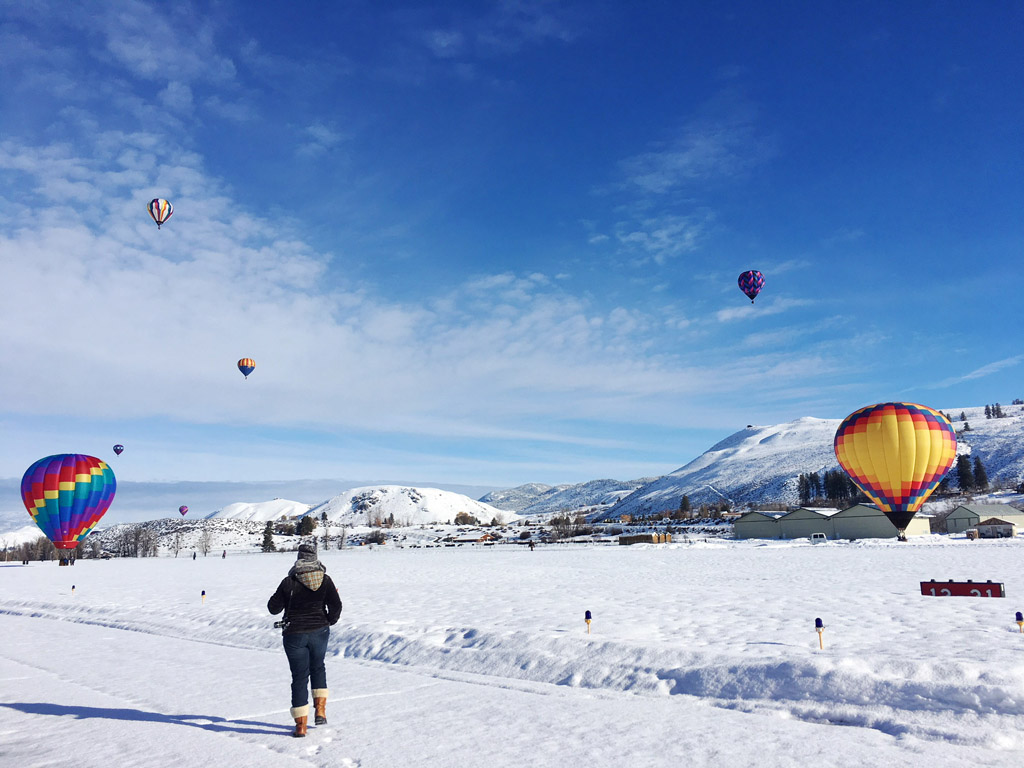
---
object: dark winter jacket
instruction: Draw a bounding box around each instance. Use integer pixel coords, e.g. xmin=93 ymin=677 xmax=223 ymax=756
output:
xmin=268 ymin=569 xmax=343 ymax=635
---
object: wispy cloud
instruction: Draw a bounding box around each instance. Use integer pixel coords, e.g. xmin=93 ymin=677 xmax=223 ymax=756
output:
xmin=613 ymin=211 xmax=712 ymax=265
xmin=715 ymin=297 xmax=817 ymax=323
xmin=297 ymin=122 xmax=345 ymax=157
xmin=618 ymin=95 xmax=771 ymax=194
xmin=926 ymin=354 xmax=1024 ymax=389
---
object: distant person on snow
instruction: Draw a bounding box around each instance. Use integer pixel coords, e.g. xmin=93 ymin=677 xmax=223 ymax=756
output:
xmin=267 ymin=541 xmax=342 ymax=738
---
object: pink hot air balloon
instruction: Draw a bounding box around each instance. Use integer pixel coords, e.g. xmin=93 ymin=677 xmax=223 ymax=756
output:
xmin=179 ymin=505 xmax=189 ymax=517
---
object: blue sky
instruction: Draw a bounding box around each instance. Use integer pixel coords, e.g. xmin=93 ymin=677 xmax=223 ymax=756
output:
xmin=2 ymin=0 xmax=1022 ymax=491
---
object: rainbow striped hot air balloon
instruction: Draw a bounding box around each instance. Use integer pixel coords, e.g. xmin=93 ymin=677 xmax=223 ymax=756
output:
xmin=834 ymin=402 xmax=957 ymax=536
xmin=148 ymin=198 xmax=173 ymax=229
xmin=21 ymin=454 xmax=116 ymax=553
xmin=237 ymin=358 xmax=255 ymax=379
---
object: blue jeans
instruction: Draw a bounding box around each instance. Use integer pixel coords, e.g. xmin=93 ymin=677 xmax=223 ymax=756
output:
xmin=282 ymin=627 xmax=330 ymax=708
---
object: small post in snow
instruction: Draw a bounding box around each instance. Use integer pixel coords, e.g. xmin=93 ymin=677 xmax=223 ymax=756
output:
xmin=585 ymin=610 xmax=592 ymax=634
xmin=71 ymin=584 xmax=75 ymax=596
xmin=201 ymin=590 xmax=206 ymax=605
xmin=815 ymin=617 xmax=824 ymax=649
xmin=1016 ymin=612 xmax=1023 ymax=633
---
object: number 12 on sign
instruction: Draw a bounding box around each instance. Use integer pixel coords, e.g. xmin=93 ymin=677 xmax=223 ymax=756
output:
xmin=920 ymin=580 xmax=1005 ymax=597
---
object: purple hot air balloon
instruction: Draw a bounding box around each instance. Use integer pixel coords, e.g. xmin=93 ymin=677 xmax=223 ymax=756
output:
xmin=737 ymin=270 xmax=765 ymax=303
xmin=113 ymin=444 xmax=124 ymax=456
xmin=179 ymin=505 xmax=189 ymax=517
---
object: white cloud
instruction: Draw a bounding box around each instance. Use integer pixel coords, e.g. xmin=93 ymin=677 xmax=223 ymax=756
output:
xmin=715 ymin=297 xmax=817 ymax=323
xmin=927 ymin=354 xmax=1024 ymax=389
xmin=297 ymin=122 xmax=344 ymax=157
xmin=159 ymin=81 xmax=194 ymax=112
xmin=619 ymin=98 xmax=769 ymax=194
xmin=614 ymin=211 xmax=712 ymax=265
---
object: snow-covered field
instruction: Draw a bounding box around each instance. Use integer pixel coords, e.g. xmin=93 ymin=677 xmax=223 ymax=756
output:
xmin=3 ymin=537 xmax=1024 ymax=767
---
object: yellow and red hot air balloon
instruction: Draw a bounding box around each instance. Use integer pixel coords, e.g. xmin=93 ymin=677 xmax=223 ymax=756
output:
xmin=834 ymin=402 xmax=957 ymax=538
xmin=237 ymin=358 xmax=255 ymax=379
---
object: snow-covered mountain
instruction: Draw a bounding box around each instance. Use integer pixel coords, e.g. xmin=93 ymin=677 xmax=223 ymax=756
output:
xmin=208 ymin=498 xmax=311 ymax=522
xmin=307 ymin=485 xmax=514 ymax=527
xmin=596 ymin=405 xmax=1024 ymax=520
xmin=479 ymin=483 xmax=568 ymax=511
xmin=514 ymin=478 xmax=654 ymax=516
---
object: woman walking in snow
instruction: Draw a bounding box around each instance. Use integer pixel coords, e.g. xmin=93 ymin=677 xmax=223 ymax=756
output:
xmin=268 ymin=541 xmax=343 ymax=737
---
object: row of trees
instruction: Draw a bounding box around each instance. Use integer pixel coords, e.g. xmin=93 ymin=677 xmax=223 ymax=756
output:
xmin=797 ymin=469 xmax=866 ymax=506
xmin=953 ymin=454 xmax=989 ymax=492
xmin=984 ymin=403 xmax=1010 ymax=418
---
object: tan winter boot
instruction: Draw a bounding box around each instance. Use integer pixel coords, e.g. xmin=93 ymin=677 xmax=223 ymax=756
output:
xmin=290 ymin=705 xmax=309 ymax=738
xmin=313 ymin=688 xmax=328 ymax=725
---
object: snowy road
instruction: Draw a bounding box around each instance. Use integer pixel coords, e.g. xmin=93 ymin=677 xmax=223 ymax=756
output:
xmin=2 ymin=540 xmax=1024 ymax=766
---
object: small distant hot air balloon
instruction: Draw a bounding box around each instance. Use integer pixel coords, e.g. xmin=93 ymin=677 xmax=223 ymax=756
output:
xmin=179 ymin=505 xmax=189 ymax=517
xmin=21 ymin=454 xmax=116 ymax=554
xmin=738 ymin=270 xmax=765 ymax=303
xmin=834 ymin=402 xmax=957 ymax=539
xmin=237 ymin=358 xmax=255 ymax=379
xmin=113 ymin=444 xmax=124 ymax=456
xmin=148 ymin=198 xmax=173 ymax=229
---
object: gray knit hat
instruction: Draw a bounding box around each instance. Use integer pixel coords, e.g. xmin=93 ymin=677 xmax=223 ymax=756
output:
xmin=297 ymin=541 xmax=318 ymax=560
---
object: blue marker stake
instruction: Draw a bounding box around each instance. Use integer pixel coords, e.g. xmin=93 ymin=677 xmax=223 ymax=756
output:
xmin=1016 ymin=612 xmax=1023 ymax=633
xmin=201 ymin=590 xmax=206 ymax=605
xmin=815 ymin=617 xmax=824 ymax=649
xmin=585 ymin=610 xmax=592 ymax=634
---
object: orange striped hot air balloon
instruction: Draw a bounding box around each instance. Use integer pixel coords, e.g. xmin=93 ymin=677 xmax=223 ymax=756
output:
xmin=148 ymin=198 xmax=173 ymax=229
xmin=834 ymin=402 xmax=957 ymax=536
xmin=237 ymin=358 xmax=255 ymax=379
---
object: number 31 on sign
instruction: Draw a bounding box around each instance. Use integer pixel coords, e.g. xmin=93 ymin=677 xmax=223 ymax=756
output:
xmin=920 ymin=580 xmax=1005 ymax=597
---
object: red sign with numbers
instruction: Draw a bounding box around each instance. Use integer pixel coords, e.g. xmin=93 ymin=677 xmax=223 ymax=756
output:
xmin=920 ymin=580 xmax=1005 ymax=597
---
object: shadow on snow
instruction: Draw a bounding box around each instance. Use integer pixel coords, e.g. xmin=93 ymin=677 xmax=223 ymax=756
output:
xmin=0 ymin=702 xmax=291 ymax=735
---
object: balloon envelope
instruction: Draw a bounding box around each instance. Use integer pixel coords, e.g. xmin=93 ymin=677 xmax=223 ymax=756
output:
xmin=21 ymin=454 xmax=116 ymax=550
xmin=113 ymin=444 xmax=124 ymax=456
xmin=834 ymin=402 xmax=957 ymax=531
xmin=237 ymin=358 xmax=255 ymax=378
xmin=179 ymin=505 xmax=189 ymax=516
xmin=147 ymin=198 xmax=173 ymax=228
xmin=737 ymin=270 xmax=764 ymax=303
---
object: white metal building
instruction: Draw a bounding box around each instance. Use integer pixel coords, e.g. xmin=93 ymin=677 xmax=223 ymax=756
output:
xmin=777 ymin=507 xmax=840 ymax=540
xmin=732 ymin=511 xmax=784 ymax=539
xmin=734 ymin=505 xmax=931 ymax=540
xmin=831 ymin=504 xmax=931 ymax=539
xmin=945 ymin=505 xmax=1024 ymax=533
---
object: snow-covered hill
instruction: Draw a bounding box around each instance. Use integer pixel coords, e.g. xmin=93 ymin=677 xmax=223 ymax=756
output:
xmin=307 ymin=485 xmax=514 ymax=527
xmin=597 ymin=405 xmax=1024 ymax=520
xmin=207 ymin=498 xmax=311 ymax=522
xmin=479 ymin=483 xmax=568 ymax=511
xmin=479 ymin=479 xmax=653 ymax=516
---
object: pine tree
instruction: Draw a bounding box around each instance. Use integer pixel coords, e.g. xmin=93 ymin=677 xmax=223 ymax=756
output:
xmin=973 ymin=455 xmax=989 ymax=491
xmin=261 ymin=521 xmax=276 ymax=552
xmin=962 ymin=421 xmax=971 ymax=432
xmin=679 ymin=495 xmax=691 ymax=514
xmin=798 ymin=474 xmax=811 ymax=505
xmin=299 ymin=515 xmax=317 ymax=535
xmin=959 ymin=411 xmax=967 ymax=422
xmin=984 ymin=404 xmax=992 ymax=419
xmin=955 ymin=454 xmax=974 ymax=491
